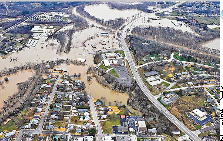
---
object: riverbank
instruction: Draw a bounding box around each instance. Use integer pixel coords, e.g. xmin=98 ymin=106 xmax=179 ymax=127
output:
xmin=0 ymin=70 xmax=34 ymax=108
xmin=0 ymin=59 xmax=84 ymax=109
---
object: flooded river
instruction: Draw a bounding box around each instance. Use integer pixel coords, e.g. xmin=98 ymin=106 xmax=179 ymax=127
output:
xmin=0 ymin=70 xmax=34 ymax=108
xmin=202 ymin=38 xmax=220 ymax=50
xmin=84 ymin=4 xmax=141 ymax=21
xmin=0 ymin=23 xmax=127 ymax=108
xmin=0 ymin=27 xmax=99 ymax=70
xmin=55 ymin=64 xmax=129 ymax=105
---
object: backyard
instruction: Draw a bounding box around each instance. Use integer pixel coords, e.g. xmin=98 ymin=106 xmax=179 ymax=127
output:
xmin=101 ymin=114 xmax=120 ymax=134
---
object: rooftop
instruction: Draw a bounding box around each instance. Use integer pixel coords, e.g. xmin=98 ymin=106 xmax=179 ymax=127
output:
xmin=144 ymin=71 xmax=159 ymax=77
xmin=138 ymin=121 xmax=146 ymax=127
xmin=192 ymin=109 xmax=207 ymax=118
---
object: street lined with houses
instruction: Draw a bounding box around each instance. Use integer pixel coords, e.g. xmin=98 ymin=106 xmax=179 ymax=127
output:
xmin=88 ymin=95 xmax=104 ymax=141
xmin=16 ymin=75 xmax=61 ymax=141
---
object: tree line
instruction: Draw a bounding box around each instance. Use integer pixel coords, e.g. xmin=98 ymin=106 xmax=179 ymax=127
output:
xmin=131 ymin=26 xmax=220 ymax=56
xmin=126 ymin=35 xmax=220 ymax=65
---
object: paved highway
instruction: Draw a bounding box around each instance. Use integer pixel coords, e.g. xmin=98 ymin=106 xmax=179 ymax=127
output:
xmin=119 ymin=20 xmax=202 ymax=141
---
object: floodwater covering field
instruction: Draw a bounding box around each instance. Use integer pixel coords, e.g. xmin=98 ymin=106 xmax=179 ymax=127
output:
xmin=84 ymin=3 xmax=197 ymax=35
xmin=0 ymin=21 xmax=127 ymax=108
xmin=84 ymin=4 xmax=141 ymax=21
xmin=0 ymin=27 xmax=101 ymax=70
xmin=55 ymin=64 xmax=129 ymax=106
xmin=131 ymin=17 xmax=197 ymax=34
xmin=0 ymin=70 xmax=34 ymax=108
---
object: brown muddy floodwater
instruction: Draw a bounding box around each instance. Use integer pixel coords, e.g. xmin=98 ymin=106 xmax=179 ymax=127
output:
xmin=55 ymin=64 xmax=129 ymax=105
xmin=0 ymin=27 xmax=101 ymax=70
xmin=202 ymin=38 xmax=220 ymax=50
xmin=0 ymin=26 xmax=126 ymax=107
xmin=0 ymin=70 xmax=34 ymax=108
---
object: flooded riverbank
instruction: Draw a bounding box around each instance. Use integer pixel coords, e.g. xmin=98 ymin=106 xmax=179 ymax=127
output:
xmin=0 ymin=26 xmax=114 ymax=71
xmin=55 ymin=64 xmax=129 ymax=105
xmin=0 ymin=70 xmax=34 ymax=108
xmin=0 ymin=24 xmax=125 ymax=108
xmin=202 ymin=38 xmax=220 ymax=50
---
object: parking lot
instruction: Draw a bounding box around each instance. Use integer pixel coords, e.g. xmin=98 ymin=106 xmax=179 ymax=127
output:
xmin=111 ymin=65 xmax=132 ymax=86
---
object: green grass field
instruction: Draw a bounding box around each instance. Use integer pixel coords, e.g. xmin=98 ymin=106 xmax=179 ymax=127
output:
xmin=101 ymin=118 xmax=120 ymax=134
xmin=99 ymin=62 xmax=111 ymax=71
xmin=109 ymin=69 xmax=119 ymax=78
xmin=193 ymin=16 xmax=220 ymax=25
xmin=160 ymin=82 xmax=170 ymax=87
xmin=0 ymin=120 xmax=17 ymax=131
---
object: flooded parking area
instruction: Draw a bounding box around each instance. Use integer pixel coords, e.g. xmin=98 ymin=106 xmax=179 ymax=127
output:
xmin=84 ymin=33 xmax=120 ymax=53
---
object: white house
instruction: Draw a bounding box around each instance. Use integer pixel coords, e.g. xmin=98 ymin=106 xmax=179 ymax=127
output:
xmin=5 ymin=130 xmax=16 ymax=137
xmin=104 ymin=136 xmax=114 ymax=141
xmin=77 ymin=58 xmax=86 ymax=63
xmin=84 ymin=136 xmax=93 ymax=141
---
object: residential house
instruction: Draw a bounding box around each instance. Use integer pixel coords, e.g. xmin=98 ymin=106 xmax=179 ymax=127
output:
xmin=148 ymin=128 xmax=157 ymax=135
xmin=144 ymin=71 xmax=159 ymax=77
xmin=138 ymin=121 xmax=147 ymax=134
xmin=84 ymin=136 xmax=93 ymax=141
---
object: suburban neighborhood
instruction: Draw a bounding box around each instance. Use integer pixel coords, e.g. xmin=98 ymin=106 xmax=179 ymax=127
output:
xmin=0 ymin=1 xmax=221 ymax=141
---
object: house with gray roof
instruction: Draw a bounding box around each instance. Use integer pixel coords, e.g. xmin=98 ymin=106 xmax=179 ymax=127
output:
xmin=144 ymin=71 xmax=158 ymax=77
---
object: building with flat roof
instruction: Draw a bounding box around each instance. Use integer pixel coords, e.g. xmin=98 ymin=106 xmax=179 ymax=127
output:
xmin=192 ymin=109 xmax=207 ymax=119
xmin=101 ymin=52 xmax=123 ymax=60
xmin=161 ymin=92 xmax=178 ymax=105
xmin=138 ymin=121 xmax=147 ymax=134
xmin=144 ymin=71 xmax=159 ymax=77
xmin=188 ymin=108 xmax=214 ymax=126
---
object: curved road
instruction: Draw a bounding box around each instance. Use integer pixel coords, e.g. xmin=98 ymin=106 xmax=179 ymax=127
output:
xmin=73 ymin=4 xmax=202 ymax=140
xmin=120 ymin=20 xmax=202 ymax=141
